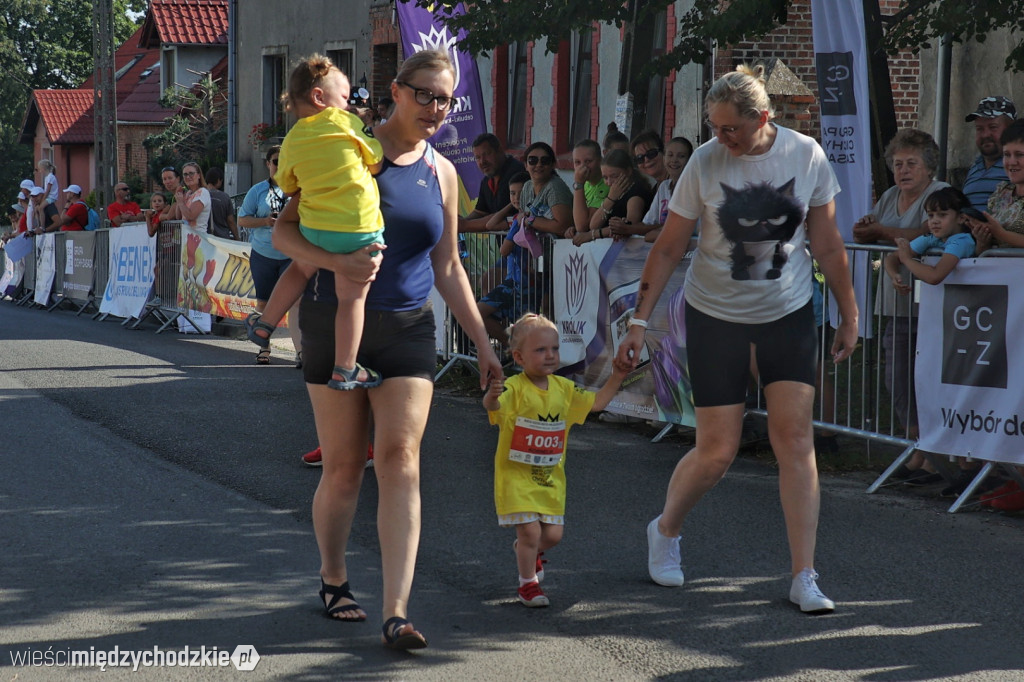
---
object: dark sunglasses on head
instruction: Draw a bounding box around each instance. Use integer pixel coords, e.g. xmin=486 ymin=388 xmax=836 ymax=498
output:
xmin=527 ymin=155 xmax=553 ymax=166
xmin=633 ymin=148 xmax=661 ymax=165
xmin=160 ymin=166 xmax=176 ymax=174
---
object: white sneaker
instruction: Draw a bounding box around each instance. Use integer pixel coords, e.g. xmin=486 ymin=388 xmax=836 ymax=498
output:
xmin=647 ymin=516 xmax=684 ymax=586
xmin=789 ymin=568 xmax=835 ymax=613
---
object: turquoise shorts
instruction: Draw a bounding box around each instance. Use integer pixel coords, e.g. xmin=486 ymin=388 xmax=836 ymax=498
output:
xmin=299 ymin=225 xmax=385 ymax=255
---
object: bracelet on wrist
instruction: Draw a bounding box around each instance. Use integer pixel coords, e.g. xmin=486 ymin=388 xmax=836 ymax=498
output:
xmin=628 ymin=317 xmax=648 ymax=329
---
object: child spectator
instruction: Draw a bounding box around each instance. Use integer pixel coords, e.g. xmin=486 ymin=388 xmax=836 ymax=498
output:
xmin=577 ymin=148 xmax=652 ymax=244
xmin=37 ymin=160 xmax=58 ymax=206
xmin=884 ymin=186 xmax=976 ymax=290
xmin=483 ymin=313 xmax=628 ymax=607
xmin=146 ymin=192 xmax=167 ymax=237
xmin=477 ymin=171 xmax=535 ymax=347
xmin=244 ymin=54 xmax=384 ymax=390
xmin=643 ymin=137 xmax=694 ymax=242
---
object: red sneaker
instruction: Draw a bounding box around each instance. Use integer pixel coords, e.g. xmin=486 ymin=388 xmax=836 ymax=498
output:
xmin=302 ymin=446 xmax=322 ymax=467
xmin=517 ymin=580 xmax=549 ymax=607
xmin=302 ymin=445 xmax=374 ymax=468
xmin=988 ymin=487 xmax=1024 ymax=512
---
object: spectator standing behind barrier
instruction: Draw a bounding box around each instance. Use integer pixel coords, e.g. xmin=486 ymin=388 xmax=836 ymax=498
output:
xmin=568 ymin=139 xmax=608 ymax=235
xmin=602 ymin=129 xmax=629 ymax=155
xmin=107 ymin=181 xmax=143 ymax=226
xmin=237 ymin=146 xmax=301 ymax=366
xmin=159 ymin=167 xmax=183 ymax=222
xmin=37 ymin=160 xmax=59 ymax=207
xmin=477 ymin=171 xmax=536 ymax=346
xmin=271 ymin=49 xmax=502 ymax=649
xmin=59 ymin=185 xmax=88 ymax=231
xmin=2 ymin=194 xmax=29 ymax=243
xmin=30 ymin=186 xmax=59 ymax=234
xmin=617 ymin=63 xmax=858 ymax=614
xmin=631 ymin=129 xmax=669 ymax=186
xmin=852 ymin=129 xmax=948 ymax=481
xmin=460 ymin=133 xmax=525 ymax=233
xmin=178 ymin=162 xmax=211 ymax=232
xmin=483 ymin=313 xmax=628 ymax=608
xmin=961 ymin=96 xmax=1014 ymax=213
xmin=969 ymin=119 xmax=1024 ymax=251
xmin=641 ymin=137 xmax=694 ymax=243
xmin=204 ymin=167 xmax=239 ymax=240
xmin=575 ymin=148 xmax=652 ymax=244
xmin=519 ymin=141 xmax=573 ymax=238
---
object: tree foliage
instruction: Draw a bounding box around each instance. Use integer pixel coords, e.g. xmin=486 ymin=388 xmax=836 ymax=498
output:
xmin=144 ymin=75 xmax=228 ymax=185
xmin=0 ymin=1 xmax=145 ymax=199
xmin=412 ymin=0 xmax=1024 ymax=73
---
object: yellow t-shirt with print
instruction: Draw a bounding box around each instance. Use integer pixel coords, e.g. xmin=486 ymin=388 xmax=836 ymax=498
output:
xmin=275 ymin=107 xmax=383 ymax=233
xmin=488 ymin=373 xmax=595 ymax=517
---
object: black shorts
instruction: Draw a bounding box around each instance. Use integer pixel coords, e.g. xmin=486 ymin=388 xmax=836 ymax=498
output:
xmin=685 ymin=300 xmax=817 ymax=408
xmin=299 ymin=299 xmax=437 ymax=385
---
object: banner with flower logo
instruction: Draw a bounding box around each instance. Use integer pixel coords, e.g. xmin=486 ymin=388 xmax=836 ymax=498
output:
xmin=554 ymin=239 xmax=696 ymax=427
xmin=177 ymin=228 xmax=258 ymax=322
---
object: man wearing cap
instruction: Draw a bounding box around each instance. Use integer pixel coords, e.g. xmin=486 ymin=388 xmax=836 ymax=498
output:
xmin=107 ymin=181 xmax=143 ymax=227
xmin=58 ymin=185 xmax=89 ymax=231
xmin=963 ymin=96 xmax=1015 ymax=213
xmin=29 ymin=186 xmax=59 ymax=234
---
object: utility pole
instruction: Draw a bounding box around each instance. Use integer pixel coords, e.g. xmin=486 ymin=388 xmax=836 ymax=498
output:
xmin=92 ymin=0 xmax=117 ymax=218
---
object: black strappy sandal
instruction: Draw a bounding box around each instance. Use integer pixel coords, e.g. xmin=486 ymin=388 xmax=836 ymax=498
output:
xmin=319 ymin=579 xmax=366 ymax=622
xmin=382 ymin=616 xmax=427 ymax=650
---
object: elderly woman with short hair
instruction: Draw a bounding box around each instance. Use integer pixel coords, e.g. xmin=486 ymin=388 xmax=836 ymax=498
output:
xmin=853 ymin=128 xmax=948 ymax=473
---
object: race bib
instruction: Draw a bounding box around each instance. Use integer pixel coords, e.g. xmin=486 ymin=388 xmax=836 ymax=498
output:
xmin=508 ymin=416 xmax=565 ymax=466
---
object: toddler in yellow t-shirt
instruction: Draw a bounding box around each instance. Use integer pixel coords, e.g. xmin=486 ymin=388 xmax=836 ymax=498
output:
xmin=245 ymin=54 xmax=384 ymax=390
xmin=483 ymin=313 xmax=628 ymax=607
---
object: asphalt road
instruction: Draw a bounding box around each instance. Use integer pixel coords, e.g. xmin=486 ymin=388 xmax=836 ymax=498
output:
xmin=1 ymin=301 xmax=1022 ymax=681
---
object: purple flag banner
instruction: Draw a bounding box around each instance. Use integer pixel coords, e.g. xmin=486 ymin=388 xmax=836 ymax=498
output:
xmin=395 ymin=2 xmax=487 ymax=212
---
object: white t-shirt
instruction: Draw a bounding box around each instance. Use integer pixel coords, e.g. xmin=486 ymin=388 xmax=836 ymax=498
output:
xmin=643 ymin=179 xmax=673 ymax=226
xmin=668 ymin=125 xmax=839 ymax=323
xmin=184 ymin=187 xmax=212 ymax=231
xmin=43 ymin=173 xmax=58 ymax=204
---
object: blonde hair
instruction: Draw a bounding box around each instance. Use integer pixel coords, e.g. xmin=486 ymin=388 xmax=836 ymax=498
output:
xmin=507 ymin=313 xmax=558 ymax=352
xmin=394 ymin=49 xmax=455 ymax=83
xmin=283 ymin=54 xmax=341 ymax=112
xmin=705 ymin=63 xmax=774 ymax=120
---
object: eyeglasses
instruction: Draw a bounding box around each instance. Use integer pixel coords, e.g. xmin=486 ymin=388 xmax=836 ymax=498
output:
xmin=268 ymin=158 xmax=279 ymax=166
xmin=395 ymin=81 xmax=453 ymax=110
xmin=527 ymin=155 xmax=553 ymax=166
xmin=633 ymin=148 xmax=661 ymax=165
xmin=183 ymin=171 xmax=198 ymax=178
xmin=704 ymin=119 xmax=744 ymax=137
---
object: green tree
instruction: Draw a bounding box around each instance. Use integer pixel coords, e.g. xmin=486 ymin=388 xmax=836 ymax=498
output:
xmin=144 ymin=74 xmax=228 ymax=185
xmin=414 ymin=0 xmax=1024 ymax=73
xmin=0 ymin=1 xmax=145 ymax=201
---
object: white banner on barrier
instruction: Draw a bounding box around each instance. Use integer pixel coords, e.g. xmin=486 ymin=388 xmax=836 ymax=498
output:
xmin=811 ymin=0 xmax=873 ymax=337
xmin=100 ymin=224 xmax=157 ymax=318
xmin=33 ymin=233 xmax=56 ymax=306
xmin=553 ymin=238 xmax=695 ymax=426
xmin=916 ymin=258 xmax=1023 ymax=465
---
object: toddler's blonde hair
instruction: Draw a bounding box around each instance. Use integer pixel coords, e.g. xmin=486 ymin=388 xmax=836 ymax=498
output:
xmin=507 ymin=313 xmax=557 ymax=352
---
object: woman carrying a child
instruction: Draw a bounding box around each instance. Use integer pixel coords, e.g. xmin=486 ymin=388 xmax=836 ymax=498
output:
xmin=273 ymin=49 xmax=502 ymax=650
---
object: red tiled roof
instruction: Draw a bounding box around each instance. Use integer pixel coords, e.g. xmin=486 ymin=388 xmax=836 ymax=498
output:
xmin=147 ymin=0 xmax=228 ymax=46
xmin=119 ymin=62 xmax=177 ymax=123
xmin=33 ymin=90 xmax=95 ymax=144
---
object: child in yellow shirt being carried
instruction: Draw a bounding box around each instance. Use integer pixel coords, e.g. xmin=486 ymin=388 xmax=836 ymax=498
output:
xmin=245 ymin=54 xmax=384 ymax=390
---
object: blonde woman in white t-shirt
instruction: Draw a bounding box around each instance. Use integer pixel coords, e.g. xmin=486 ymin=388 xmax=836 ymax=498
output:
xmin=617 ymin=64 xmax=858 ymax=615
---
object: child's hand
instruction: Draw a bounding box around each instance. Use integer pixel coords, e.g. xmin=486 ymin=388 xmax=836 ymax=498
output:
xmin=895 ymin=237 xmax=914 ymax=262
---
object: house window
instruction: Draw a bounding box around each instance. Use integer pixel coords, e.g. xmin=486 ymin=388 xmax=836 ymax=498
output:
xmin=325 ymin=40 xmax=356 ymax=82
xmin=262 ymin=50 xmax=288 ymax=128
xmin=570 ymin=30 xmax=594 ymax=145
xmin=619 ymin=4 xmax=667 ymax=136
xmin=508 ymin=41 xmax=528 ymax=148
xmin=162 ymin=47 xmax=177 ymax=93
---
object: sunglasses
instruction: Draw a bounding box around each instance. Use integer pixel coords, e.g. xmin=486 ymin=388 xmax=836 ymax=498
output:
xmin=633 ymin=148 xmax=661 ymax=165
xmin=396 ymin=81 xmax=453 ymax=110
xmin=527 ymin=155 xmax=553 ymax=166
xmin=268 ymin=158 xmax=279 ymax=166
xmin=160 ymin=166 xmax=176 ymax=174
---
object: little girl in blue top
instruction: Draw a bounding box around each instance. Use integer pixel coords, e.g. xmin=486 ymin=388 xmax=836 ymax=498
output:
xmin=884 ymin=186 xmax=976 ymax=291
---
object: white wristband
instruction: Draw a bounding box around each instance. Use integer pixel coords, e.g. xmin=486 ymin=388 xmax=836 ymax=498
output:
xmin=628 ymin=317 xmax=648 ymax=329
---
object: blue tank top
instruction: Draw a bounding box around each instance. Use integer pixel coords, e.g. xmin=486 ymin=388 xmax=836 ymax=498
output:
xmin=305 ymin=145 xmax=444 ymax=310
